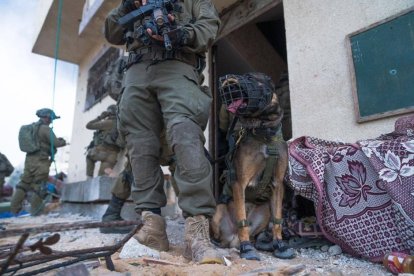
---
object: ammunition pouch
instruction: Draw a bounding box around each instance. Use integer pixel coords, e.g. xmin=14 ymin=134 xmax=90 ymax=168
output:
xmin=125 ymin=47 xmax=204 ymax=72
xmin=247 ymin=124 xmax=283 ymax=142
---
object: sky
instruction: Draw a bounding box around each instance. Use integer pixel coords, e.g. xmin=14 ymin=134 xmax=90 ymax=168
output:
xmin=0 ymin=1 xmax=78 ymax=168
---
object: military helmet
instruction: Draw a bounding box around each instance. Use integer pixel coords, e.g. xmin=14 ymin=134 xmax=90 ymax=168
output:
xmin=106 ymin=104 xmax=117 ymax=115
xmin=218 ymin=72 xmax=274 ymax=116
xmin=36 ymin=108 xmax=60 ymax=120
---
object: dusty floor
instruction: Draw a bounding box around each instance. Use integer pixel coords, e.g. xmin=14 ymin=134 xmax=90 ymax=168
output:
xmin=0 ymin=213 xmax=393 ymax=276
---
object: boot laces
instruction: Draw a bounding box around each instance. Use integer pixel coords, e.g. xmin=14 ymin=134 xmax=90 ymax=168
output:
xmin=142 ymin=213 xmax=154 ymax=232
xmin=189 ymin=217 xmax=210 ymax=241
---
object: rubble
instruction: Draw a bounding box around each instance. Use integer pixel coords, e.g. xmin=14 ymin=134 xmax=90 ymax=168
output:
xmin=0 ymin=213 xmax=393 ymax=275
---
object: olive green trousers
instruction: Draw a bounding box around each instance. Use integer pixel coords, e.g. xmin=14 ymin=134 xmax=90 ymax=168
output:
xmin=10 ymin=154 xmax=51 ymax=215
xmin=86 ymin=145 xmax=120 ymax=177
xmin=118 ymin=60 xmax=215 ymax=217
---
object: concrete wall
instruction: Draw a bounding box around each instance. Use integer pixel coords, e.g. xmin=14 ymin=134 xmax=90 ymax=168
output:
xmin=67 ymin=42 xmax=122 ymax=182
xmin=284 ymin=0 xmax=414 ymax=142
xmin=33 ymin=0 xmax=53 ymax=47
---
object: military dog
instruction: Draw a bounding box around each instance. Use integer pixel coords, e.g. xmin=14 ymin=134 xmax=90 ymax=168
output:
xmin=211 ymin=72 xmax=295 ymax=260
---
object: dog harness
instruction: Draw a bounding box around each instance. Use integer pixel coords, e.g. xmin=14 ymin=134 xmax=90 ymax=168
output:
xmin=225 ymin=118 xmax=284 ymax=205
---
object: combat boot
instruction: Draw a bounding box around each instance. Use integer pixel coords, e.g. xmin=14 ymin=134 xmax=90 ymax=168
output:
xmin=184 ymin=215 xmax=224 ymax=264
xmin=10 ymin=186 xmax=26 ymax=215
xmin=100 ymin=195 xmax=134 ymax=234
xmin=134 ymin=211 xmax=169 ymax=251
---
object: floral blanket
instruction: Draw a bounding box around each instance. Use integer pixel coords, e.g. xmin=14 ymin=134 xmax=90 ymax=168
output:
xmin=287 ymin=126 xmax=414 ymax=262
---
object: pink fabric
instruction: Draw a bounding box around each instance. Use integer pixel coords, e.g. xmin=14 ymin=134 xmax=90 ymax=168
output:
xmin=394 ymin=114 xmax=414 ymax=135
xmin=288 ymin=134 xmax=414 ymax=262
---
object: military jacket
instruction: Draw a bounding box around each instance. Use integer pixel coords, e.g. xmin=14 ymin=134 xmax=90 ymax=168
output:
xmin=86 ymin=115 xmax=120 ymax=148
xmin=104 ymin=0 xmax=220 ymax=55
xmin=37 ymin=122 xmax=66 ymax=156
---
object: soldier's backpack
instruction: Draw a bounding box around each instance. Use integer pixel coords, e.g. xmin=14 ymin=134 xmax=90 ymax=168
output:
xmin=18 ymin=122 xmax=41 ymax=153
xmin=103 ymin=117 xmax=125 ymax=149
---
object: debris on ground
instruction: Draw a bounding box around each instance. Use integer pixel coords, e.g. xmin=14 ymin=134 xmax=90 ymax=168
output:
xmin=0 ymin=213 xmax=393 ymax=275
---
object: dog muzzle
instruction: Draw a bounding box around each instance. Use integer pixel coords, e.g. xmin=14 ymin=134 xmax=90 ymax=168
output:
xmin=218 ymin=73 xmax=274 ymax=116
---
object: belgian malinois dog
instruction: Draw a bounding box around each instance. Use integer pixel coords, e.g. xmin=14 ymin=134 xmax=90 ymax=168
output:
xmin=212 ymin=73 xmax=295 ymax=260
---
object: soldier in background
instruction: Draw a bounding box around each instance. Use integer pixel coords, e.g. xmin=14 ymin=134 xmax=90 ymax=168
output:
xmin=10 ymin=108 xmax=66 ymax=215
xmin=100 ymin=129 xmax=177 ymax=234
xmin=85 ymin=105 xmax=122 ymax=179
xmin=0 ymin=152 xmax=14 ymax=201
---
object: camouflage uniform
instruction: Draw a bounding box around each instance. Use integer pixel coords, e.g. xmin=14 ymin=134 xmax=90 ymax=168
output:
xmin=105 ymin=0 xmax=223 ymax=263
xmin=85 ymin=105 xmax=122 ymax=177
xmin=0 ymin=152 xmax=14 ymax=199
xmin=10 ymin=109 xmax=66 ymax=215
xmin=105 ymin=0 xmax=219 ymax=218
xmin=100 ymin=127 xmax=177 ymax=234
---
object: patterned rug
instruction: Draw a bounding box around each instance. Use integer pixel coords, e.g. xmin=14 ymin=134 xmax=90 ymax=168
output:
xmin=287 ymin=115 xmax=414 ymax=262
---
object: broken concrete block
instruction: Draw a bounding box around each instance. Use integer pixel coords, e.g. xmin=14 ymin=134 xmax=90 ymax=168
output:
xmin=119 ymin=238 xmax=160 ymax=259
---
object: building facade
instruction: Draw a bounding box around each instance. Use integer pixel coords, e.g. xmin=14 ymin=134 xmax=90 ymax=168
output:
xmin=32 ymin=0 xmax=414 ymax=185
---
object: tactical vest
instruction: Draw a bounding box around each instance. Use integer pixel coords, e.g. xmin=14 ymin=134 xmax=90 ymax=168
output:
xmin=93 ymin=130 xmax=106 ymax=147
xmin=93 ymin=117 xmax=123 ymax=149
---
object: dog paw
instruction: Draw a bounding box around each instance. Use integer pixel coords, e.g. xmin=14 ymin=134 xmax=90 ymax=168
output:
xmin=254 ymin=240 xmax=273 ymax=252
xmin=240 ymin=241 xmax=261 ymax=261
xmin=273 ymin=247 xmax=296 ymax=259
xmin=272 ymin=239 xmax=289 ymax=251
xmin=271 ymin=239 xmax=296 ymax=259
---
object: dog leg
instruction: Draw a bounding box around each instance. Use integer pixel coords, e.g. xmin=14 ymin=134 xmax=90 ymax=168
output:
xmin=247 ymin=203 xmax=270 ymax=238
xmin=270 ymin=181 xmax=284 ymax=240
xmin=270 ymin=151 xmax=296 ymax=259
xmin=233 ymin=183 xmax=260 ymax=261
xmin=211 ymin=203 xmax=239 ymax=248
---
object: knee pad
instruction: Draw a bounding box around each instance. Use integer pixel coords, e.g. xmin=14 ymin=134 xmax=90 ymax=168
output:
xmin=168 ymin=120 xmax=208 ymax=175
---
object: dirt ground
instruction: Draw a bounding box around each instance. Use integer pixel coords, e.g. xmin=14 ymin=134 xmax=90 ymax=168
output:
xmin=0 ymin=213 xmax=393 ymax=276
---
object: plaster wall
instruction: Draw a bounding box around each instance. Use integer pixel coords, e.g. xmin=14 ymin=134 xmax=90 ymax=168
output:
xmin=67 ymin=42 xmax=120 ymax=182
xmin=283 ymin=0 xmax=414 ymax=142
xmin=33 ymin=0 xmax=53 ymax=46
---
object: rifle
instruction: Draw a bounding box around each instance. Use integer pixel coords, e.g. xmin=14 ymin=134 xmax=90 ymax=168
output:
xmin=118 ymin=0 xmax=176 ymax=51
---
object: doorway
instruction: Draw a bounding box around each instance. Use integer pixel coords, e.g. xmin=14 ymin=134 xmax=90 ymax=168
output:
xmin=209 ymin=2 xmax=291 ymax=199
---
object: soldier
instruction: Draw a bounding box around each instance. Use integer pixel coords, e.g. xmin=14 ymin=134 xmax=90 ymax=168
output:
xmin=10 ymin=108 xmax=66 ymax=215
xmin=100 ymin=129 xmax=177 ymax=234
xmin=85 ymin=105 xmax=122 ymax=179
xmin=0 ymin=152 xmax=14 ymax=201
xmin=105 ymin=0 xmax=222 ymax=264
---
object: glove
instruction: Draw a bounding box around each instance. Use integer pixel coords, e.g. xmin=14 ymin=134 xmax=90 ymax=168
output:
xmin=99 ymin=111 xmax=110 ymax=119
xmin=166 ymin=27 xmax=192 ymax=48
xmin=136 ymin=25 xmax=153 ymax=46
xmin=58 ymin=137 xmax=67 ymax=145
xmin=121 ymin=0 xmax=140 ymax=14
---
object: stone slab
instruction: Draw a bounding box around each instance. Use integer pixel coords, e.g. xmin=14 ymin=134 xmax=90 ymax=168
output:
xmin=61 ymin=176 xmax=116 ymax=202
xmin=59 ymin=202 xmax=138 ymax=220
xmin=60 ymin=176 xmax=181 ymax=219
xmin=59 ymin=201 xmax=180 ymax=221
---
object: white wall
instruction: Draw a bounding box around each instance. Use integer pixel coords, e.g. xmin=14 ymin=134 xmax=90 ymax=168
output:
xmin=284 ymin=0 xmax=414 ymax=142
xmin=67 ymin=42 xmax=120 ymax=182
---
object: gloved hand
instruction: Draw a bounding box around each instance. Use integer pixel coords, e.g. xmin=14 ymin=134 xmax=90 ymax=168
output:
xmin=121 ymin=0 xmax=141 ymax=14
xmin=144 ymin=26 xmax=193 ymax=49
xmin=99 ymin=111 xmax=110 ymax=119
xmin=166 ymin=27 xmax=193 ymax=48
xmin=136 ymin=24 xmax=156 ymax=46
xmin=58 ymin=137 xmax=67 ymax=145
